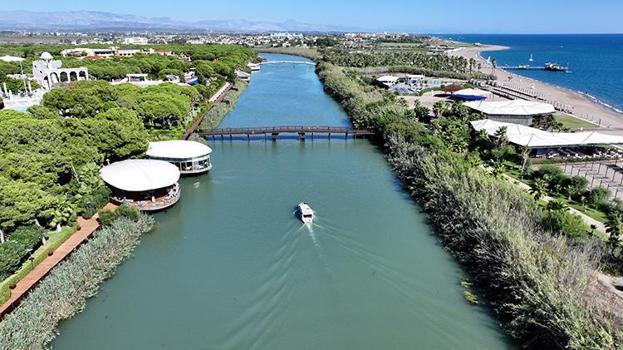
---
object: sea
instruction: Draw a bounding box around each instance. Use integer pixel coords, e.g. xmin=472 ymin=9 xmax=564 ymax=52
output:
xmin=438 ymin=34 xmax=623 ymax=113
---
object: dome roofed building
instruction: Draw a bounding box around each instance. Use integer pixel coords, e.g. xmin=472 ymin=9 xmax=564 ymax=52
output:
xmin=32 ymin=52 xmax=89 ymax=90
xmin=146 ymin=140 xmax=213 ymax=175
xmin=100 ymin=159 xmax=181 ymax=211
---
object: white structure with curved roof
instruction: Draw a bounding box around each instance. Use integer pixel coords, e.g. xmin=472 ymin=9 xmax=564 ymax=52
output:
xmin=146 ymin=140 xmax=213 ymax=174
xmin=465 ymin=100 xmax=555 ymax=126
xmin=471 ymin=119 xmax=623 ymax=148
xmin=101 ymin=159 xmax=180 ymax=192
xmin=100 ymin=159 xmax=182 ymax=211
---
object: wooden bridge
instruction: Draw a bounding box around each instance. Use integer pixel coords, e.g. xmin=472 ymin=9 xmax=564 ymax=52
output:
xmin=196 ymin=126 xmax=376 ymax=141
xmin=260 ymin=61 xmax=316 ymax=66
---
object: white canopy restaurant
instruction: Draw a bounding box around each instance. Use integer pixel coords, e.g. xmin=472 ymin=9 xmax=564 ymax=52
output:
xmin=146 ymin=140 xmax=213 ymax=175
xmin=471 ymin=119 xmax=623 ymax=148
xmin=464 ymin=100 xmax=555 ymax=126
xmin=100 ymin=159 xmax=181 ymax=211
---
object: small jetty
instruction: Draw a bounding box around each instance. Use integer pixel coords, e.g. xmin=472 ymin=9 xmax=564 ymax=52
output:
xmin=502 ymin=63 xmax=569 ymax=72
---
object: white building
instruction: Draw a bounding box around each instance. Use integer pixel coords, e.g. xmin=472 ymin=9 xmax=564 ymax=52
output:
xmin=464 ymin=100 xmax=556 ymax=126
xmin=146 ymin=140 xmax=213 ymax=175
xmin=32 ymin=52 xmax=89 ymax=90
xmin=123 ymin=37 xmax=149 ymax=45
xmin=100 ymin=159 xmax=181 ymax=211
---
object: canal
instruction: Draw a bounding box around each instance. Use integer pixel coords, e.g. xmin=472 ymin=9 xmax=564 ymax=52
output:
xmin=53 ymin=54 xmax=511 ymax=349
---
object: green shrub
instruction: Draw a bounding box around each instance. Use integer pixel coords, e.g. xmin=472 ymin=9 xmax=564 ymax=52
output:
xmin=97 ymin=209 xmax=117 ymax=227
xmin=534 ymin=164 xmax=564 ymax=179
xmin=542 ymin=209 xmax=591 ymax=238
xmin=588 ymin=187 xmax=612 ymax=209
xmin=115 ymin=204 xmax=140 ymax=222
xmin=0 ymin=226 xmax=44 ymax=281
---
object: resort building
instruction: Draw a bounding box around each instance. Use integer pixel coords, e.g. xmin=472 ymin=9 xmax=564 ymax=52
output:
xmin=100 ymin=159 xmax=181 ymax=211
xmin=146 ymin=140 xmax=213 ymax=175
xmin=32 ymin=52 xmax=89 ymax=89
xmin=123 ymin=37 xmax=149 ymax=45
xmin=471 ymin=119 xmax=623 ymax=149
xmin=464 ymin=100 xmax=555 ymax=126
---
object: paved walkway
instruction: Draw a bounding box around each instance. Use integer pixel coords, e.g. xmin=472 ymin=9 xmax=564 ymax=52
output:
xmin=0 ymin=203 xmax=117 ymax=319
xmin=181 ymin=82 xmax=233 ymax=140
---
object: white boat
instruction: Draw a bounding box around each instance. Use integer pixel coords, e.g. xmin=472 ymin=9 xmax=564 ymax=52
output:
xmin=529 ymin=54 xmax=534 ymax=62
xmin=296 ymin=202 xmax=314 ymax=224
xmin=247 ymin=63 xmax=261 ymax=71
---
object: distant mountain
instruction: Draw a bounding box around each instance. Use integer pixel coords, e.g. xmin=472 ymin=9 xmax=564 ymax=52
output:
xmin=0 ymin=10 xmax=354 ymax=33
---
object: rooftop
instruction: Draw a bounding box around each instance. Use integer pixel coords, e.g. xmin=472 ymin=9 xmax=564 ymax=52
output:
xmin=465 ymin=100 xmax=555 ymax=116
xmin=100 ymin=159 xmax=180 ymax=192
xmin=471 ymin=119 xmax=623 ymax=148
xmin=146 ymin=140 xmax=212 ymax=160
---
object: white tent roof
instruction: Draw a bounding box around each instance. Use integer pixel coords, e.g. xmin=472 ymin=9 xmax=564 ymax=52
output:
xmin=453 ymin=88 xmax=492 ymax=98
xmin=470 ymin=119 xmax=623 ymax=148
xmin=146 ymin=140 xmax=212 ymax=160
xmin=100 ymin=159 xmax=180 ymax=192
xmin=465 ymin=100 xmax=555 ymax=116
xmin=0 ymin=55 xmax=24 ymax=63
xmin=377 ymin=75 xmax=399 ymax=83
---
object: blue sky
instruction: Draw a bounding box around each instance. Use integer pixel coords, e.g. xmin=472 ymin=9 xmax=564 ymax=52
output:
xmin=5 ymin=0 xmax=623 ymax=33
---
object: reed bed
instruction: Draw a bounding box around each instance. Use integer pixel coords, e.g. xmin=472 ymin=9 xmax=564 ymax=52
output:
xmin=387 ymin=135 xmax=622 ymax=349
xmin=0 ymin=215 xmax=154 ymax=350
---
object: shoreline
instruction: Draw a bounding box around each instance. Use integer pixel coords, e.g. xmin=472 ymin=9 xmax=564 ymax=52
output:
xmin=449 ymin=44 xmax=623 ymax=129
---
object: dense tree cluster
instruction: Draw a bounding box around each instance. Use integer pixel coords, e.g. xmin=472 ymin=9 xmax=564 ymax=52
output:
xmin=323 ymin=48 xmax=473 ymax=72
xmin=41 ymin=81 xmax=198 ymax=129
xmin=0 ymin=104 xmax=148 ymax=279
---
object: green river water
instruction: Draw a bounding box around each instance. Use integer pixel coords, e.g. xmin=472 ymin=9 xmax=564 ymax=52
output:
xmin=52 ymin=54 xmax=512 ymax=349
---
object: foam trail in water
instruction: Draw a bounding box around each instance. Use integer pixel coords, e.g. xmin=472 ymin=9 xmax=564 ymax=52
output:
xmin=217 ymin=223 xmax=299 ymax=349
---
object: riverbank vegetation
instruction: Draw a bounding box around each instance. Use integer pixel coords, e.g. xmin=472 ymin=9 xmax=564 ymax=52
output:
xmin=317 ymin=61 xmax=623 ymax=348
xmin=198 ymin=80 xmax=248 ymax=130
xmin=0 ymin=212 xmax=153 ymax=350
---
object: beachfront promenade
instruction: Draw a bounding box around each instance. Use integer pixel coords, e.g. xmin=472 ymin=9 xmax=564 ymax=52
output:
xmin=0 ymin=203 xmax=117 ymax=319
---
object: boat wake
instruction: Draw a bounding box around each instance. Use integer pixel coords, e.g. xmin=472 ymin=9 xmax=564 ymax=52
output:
xmin=216 ymin=222 xmax=300 ymax=350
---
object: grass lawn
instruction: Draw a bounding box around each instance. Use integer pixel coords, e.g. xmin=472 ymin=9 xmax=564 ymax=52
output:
xmin=555 ymin=113 xmax=598 ymax=130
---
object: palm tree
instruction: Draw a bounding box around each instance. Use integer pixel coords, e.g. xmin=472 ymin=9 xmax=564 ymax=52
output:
xmin=566 ymin=185 xmax=578 ymax=201
xmin=492 ymin=162 xmax=506 ymax=178
xmin=606 ymin=211 xmax=623 ymax=253
xmin=519 ymin=146 xmax=531 ymax=173
xmin=494 ymin=126 xmax=509 ymax=147
xmin=490 ymin=58 xmax=497 ymax=75
xmin=531 ymin=178 xmax=548 ymax=200
xmin=546 ymin=199 xmax=568 ymax=212
xmin=433 ymin=101 xmax=449 ymax=118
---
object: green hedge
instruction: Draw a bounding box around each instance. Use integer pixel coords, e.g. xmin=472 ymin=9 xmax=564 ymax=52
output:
xmin=0 ymin=226 xmax=44 ymax=281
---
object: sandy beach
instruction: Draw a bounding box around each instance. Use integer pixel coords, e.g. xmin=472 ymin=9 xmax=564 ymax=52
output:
xmin=449 ymin=45 xmax=623 ymax=130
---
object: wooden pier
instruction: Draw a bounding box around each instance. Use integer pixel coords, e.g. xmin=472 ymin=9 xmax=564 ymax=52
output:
xmin=196 ymin=126 xmax=376 ymax=141
xmin=501 ymin=65 xmax=568 ymax=72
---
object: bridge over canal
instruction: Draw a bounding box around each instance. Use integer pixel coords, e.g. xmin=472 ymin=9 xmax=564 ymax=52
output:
xmin=196 ymin=126 xmax=376 ymax=141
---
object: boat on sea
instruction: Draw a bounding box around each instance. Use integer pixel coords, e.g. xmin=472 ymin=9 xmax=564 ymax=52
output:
xmin=544 ymin=62 xmax=568 ymax=72
xmin=296 ymin=202 xmax=314 ymax=224
xmin=529 ymin=54 xmax=534 ymax=62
